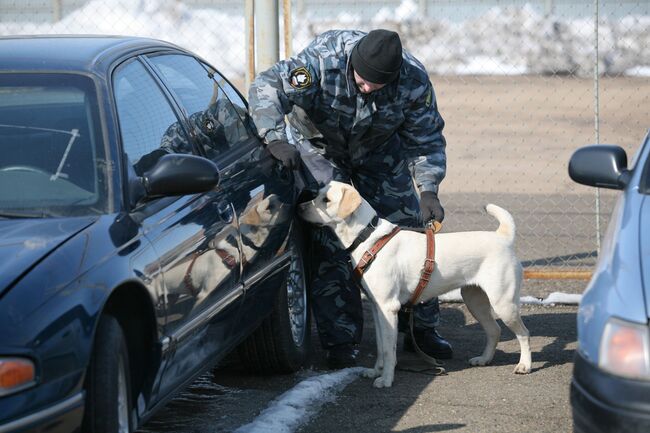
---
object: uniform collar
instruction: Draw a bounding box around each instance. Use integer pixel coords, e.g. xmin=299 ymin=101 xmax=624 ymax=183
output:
xmin=345 ymin=52 xmax=357 ymax=96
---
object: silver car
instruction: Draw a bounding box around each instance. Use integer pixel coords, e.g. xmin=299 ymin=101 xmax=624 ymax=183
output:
xmin=569 ymin=131 xmax=650 ymax=433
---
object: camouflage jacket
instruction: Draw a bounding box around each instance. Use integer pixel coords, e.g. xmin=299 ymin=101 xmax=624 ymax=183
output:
xmin=248 ymin=29 xmax=446 ymax=193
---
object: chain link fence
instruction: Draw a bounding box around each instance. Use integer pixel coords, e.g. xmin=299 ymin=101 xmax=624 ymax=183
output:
xmin=1 ymin=0 xmax=649 ymax=278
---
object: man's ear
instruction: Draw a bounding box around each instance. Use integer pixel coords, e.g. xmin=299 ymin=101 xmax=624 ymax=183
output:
xmin=337 ymin=186 xmax=362 ymax=219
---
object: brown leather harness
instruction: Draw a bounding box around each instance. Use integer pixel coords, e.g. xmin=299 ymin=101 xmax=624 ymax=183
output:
xmin=352 ymin=224 xmax=445 ymax=373
xmin=352 ymin=225 xmax=436 ymax=309
xmin=352 ymin=226 xmax=401 ymax=280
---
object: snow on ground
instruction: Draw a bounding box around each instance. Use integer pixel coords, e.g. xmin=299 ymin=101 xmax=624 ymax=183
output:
xmin=0 ymin=0 xmax=648 ymax=79
xmin=439 ymin=289 xmax=582 ymax=305
xmin=233 ymin=367 xmax=364 ymax=433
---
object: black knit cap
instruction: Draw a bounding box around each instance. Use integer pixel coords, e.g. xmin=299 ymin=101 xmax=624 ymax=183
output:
xmin=351 ymin=29 xmax=403 ymax=84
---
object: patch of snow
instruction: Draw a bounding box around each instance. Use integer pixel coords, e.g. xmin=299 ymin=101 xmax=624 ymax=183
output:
xmin=439 ymin=288 xmax=582 ymax=305
xmin=626 ymin=66 xmax=650 ymax=76
xmin=234 ymin=368 xmax=363 ymax=433
xmin=542 ymin=291 xmax=583 ymax=305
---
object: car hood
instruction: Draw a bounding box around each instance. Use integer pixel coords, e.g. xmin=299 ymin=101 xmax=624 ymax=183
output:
xmin=0 ymin=217 xmax=96 ymax=295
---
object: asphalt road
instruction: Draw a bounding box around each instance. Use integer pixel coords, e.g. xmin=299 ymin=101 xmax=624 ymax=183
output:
xmin=299 ymin=302 xmax=577 ymax=433
xmin=140 ymin=299 xmax=579 ymax=433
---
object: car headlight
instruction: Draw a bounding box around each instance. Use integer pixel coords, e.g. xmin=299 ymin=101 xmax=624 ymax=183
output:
xmin=0 ymin=357 xmax=36 ymax=397
xmin=599 ymin=317 xmax=650 ymax=380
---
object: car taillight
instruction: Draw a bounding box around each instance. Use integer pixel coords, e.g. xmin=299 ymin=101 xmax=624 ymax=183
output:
xmin=599 ymin=318 xmax=650 ymax=380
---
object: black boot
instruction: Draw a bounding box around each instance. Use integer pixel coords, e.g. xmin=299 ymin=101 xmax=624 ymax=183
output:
xmin=403 ymin=328 xmax=453 ymax=359
xmin=326 ymin=344 xmax=359 ymax=369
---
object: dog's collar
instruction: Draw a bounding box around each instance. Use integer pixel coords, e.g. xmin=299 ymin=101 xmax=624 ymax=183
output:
xmin=346 ymin=215 xmax=379 ymax=252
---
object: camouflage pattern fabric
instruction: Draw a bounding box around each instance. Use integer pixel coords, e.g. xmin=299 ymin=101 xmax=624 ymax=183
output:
xmin=248 ymin=30 xmax=447 ymax=348
xmin=248 ymin=29 xmax=446 ymax=193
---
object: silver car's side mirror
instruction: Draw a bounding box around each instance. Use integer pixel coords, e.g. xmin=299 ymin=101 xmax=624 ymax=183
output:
xmin=568 ymin=145 xmax=631 ymax=190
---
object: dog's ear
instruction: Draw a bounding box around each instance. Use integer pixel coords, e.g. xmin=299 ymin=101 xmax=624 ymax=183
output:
xmin=240 ymin=205 xmax=262 ymax=225
xmin=337 ymin=186 xmax=362 ymax=219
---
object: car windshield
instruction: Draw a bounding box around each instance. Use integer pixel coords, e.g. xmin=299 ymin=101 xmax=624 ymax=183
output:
xmin=0 ymin=73 xmax=109 ymax=217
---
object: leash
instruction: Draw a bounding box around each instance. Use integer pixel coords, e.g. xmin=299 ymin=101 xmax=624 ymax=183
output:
xmin=400 ymin=220 xmax=446 ymax=376
xmin=399 ymin=308 xmax=446 ymax=375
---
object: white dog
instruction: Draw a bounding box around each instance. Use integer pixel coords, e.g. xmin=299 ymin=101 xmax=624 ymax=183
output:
xmin=298 ymin=181 xmax=531 ymax=388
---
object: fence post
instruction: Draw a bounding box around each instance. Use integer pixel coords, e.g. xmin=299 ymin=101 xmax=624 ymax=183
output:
xmin=52 ymin=0 xmax=62 ymax=22
xmin=283 ymin=0 xmax=292 ymax=58
xmin=245 ymin=0 xmax=255 ymax=92
xmin=256 ymin=0 xmax=280 ymax=73
xmin=544 ymin=0 xmax=554 ymax=16
xmin=418 ymin=0 xmax=427 ymax=17
xmin=594 ymin=0 xmax=601 ymax=252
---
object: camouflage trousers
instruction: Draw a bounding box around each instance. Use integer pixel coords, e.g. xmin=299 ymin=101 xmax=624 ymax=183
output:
xmin=301 ymin=141 xmax=441 ymax=349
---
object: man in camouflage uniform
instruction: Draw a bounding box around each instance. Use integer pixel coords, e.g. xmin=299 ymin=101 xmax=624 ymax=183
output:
xmin=248 ymin=29 xmax=452 ymax=368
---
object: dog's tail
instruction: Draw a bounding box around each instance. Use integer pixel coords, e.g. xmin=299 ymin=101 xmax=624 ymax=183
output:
xmin=486 ymin=204 xmax=516 ymax=243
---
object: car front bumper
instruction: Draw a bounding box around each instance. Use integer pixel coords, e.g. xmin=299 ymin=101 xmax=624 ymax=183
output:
xmin=0 ymin=392 xmax=83 ymax=433
xmin=571 ymin=352 xmax=650 ymax=433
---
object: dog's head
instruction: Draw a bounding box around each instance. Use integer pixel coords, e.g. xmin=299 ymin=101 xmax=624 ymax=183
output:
xmin=298 ymin=181 xmax=376 ymax=247
xmin=240 ymin=193 xmax=287 ymax=227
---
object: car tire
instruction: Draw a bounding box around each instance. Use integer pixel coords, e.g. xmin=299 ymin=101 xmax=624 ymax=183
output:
xmin=238 ymin=226 xmax=311 ymax=373
xmin=83 ymin=314 xmax=133 ymax=433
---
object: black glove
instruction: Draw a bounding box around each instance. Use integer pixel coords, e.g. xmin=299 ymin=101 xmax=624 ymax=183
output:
xmin=420 ymin=191 xmax=445 ymax=223
xmin=266 ymin=140 xmax=301 ymax=170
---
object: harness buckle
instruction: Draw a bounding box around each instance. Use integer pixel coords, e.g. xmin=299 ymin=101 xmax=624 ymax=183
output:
xmin=358 ymin=251 xmax=375 ymax=267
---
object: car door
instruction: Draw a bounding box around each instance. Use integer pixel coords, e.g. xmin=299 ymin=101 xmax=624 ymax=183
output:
xmin=144 ymin=53 xmax=295 ymax=340
xmin=112 ymin=57 xmax=243 ymax=402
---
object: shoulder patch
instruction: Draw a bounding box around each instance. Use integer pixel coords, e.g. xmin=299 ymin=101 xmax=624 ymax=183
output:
xmin=288 ymin=66 xmax=312 ymax=89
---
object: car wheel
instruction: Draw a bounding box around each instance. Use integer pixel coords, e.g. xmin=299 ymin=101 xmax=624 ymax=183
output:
xmin=238 ymin=226 xmax=311 ymax=373
xmin=83 ymin=314 xmax=132 ymax=433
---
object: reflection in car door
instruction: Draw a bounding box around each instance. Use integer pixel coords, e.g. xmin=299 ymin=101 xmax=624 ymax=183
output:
xmin=113 ymin=57 xmax=243 ymax=402
xmin=145 ymin=53 xmax=295 ymax=341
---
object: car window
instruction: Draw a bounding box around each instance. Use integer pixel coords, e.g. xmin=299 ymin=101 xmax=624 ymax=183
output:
xmin=0 ymin=73 xmax=109 ymax=217
xmin=147 ymin=54 xmax=254 ymax=161
xmin=206 ymin=65 xmax=249 ymax=115
xmin=113 ymin=59 xmax=192 ymax=176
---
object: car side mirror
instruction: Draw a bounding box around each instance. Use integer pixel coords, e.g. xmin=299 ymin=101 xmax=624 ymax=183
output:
xmin=568 ymin=145 xmax=631 ymax=190
xmin=142 ymin=153 xmax=220 ymax=197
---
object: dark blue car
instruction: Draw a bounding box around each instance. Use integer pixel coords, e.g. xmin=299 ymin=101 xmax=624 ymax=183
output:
xmin=0 ymin=36 xmax=310 ymax=433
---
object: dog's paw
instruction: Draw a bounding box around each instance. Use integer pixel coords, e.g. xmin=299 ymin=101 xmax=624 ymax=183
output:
xmin=362 ymin=368 xmax=381 ymax=379
xmin=513 ymin=363 xmax=531 ymax=374
xmin=373 ymin=376 xmax=393 ymax=388
xmin=469 ymin=356 xmax=492 ymax=366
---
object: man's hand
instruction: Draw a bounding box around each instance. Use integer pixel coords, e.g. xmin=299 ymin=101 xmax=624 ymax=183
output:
xmin=420 ymin=191 xmax=444 ymax=223
xmin=266 ymin=140 xmax=301 ymax=169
